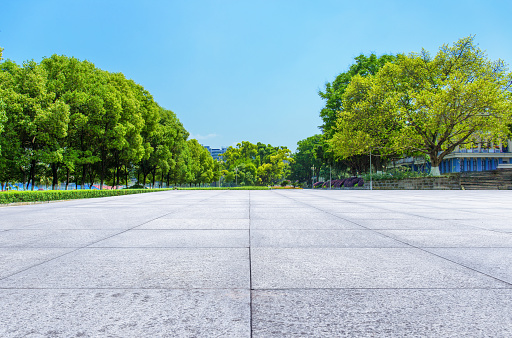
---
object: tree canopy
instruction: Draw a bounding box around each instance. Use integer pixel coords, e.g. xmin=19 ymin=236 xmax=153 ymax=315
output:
xmin=220 ymin=141 xmax=293 ymax=185
xmin=319 ymin=53 xmax=396 ymax=137
xmin=0 ymin=53 xmax=218 ymax=189
xmin=329 ymin=36 xmax=512 ymax=175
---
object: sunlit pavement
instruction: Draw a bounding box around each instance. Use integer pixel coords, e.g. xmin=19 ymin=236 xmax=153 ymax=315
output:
xmin=1 ymin=190 xmax=512 ymax=336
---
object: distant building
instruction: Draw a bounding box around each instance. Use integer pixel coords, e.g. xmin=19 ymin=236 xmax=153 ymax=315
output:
xmin=203 ymin=145 xmax=228 ymax=161
xmin=393 ymin=140 xmax=512 ymax=173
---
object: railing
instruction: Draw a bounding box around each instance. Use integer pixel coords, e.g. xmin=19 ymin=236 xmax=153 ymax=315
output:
xmin=458 ymin=149 xmax=503 ymax=153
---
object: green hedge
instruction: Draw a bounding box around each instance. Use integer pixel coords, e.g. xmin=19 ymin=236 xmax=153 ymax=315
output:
xmin=0 ymin=189 xmax=170 ymax=204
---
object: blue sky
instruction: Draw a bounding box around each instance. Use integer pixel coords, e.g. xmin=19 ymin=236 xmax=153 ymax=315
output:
xmin=2 ymin=0 xmax=511 ymax=151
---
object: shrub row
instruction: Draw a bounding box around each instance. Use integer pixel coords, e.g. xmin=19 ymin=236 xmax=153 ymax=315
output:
xmin=0 ymin=189 xmax=170 ymax=204
xmin=313 ymin=177 xmax=365 ymax=188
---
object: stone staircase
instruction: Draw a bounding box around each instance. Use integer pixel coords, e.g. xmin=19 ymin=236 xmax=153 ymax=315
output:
xmin=460 ymin=169 xmax=512 ymax=190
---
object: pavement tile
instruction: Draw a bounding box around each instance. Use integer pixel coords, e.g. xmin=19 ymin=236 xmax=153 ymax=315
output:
xmin=92 ymin=229 xmax=249 ymax=247
xmin=455 ymin=219 xmax=512 ymax=232
xmin=250 ymin=218 xmax=363 ymax=230
xmin=251 ymin=230 xmax=406 ymax=248
xmin=0 ymin=289 xmax=250 ymax=337
xmin=350 ymin=219 xmax=475 ymax=230
xmin=137 ymin=218 xmax=250 ymax=230
xmin=251 ymin=247 xmax=509 ymax=289
xmin=0 ymin=248 xmax=72 ymax=279
xmin=252 ymin=289 xmax=512 ymax=337
xmin=379 ymin=229 xmax=512 ymax=247
xmin=163 ymin=211 xmax=249 ymax=219
xmin=426 ymin=248 xmax=512 ymax=283
xmin=0 ymin=248 xmax=250 ymax=289
xmin=0 ymin=230 xmax=120 ymax=248
xmin=333 ymin=212 xmax=424 ymax=220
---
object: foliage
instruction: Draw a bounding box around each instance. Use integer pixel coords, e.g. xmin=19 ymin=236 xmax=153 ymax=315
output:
xmin=288 ymin=134 xmax=324 ymax=184
xmin=0 ymin=52 xmax=217 ymax=189
xmin=280 ymin=180 xmax=289 ymax=187
xmin=361 ymin=168 xmax=432 ymax=181
xmin=220 ymin=141 xmax=293 ymax=185
xmin=315 ymin=54 xmax=397 ymax=175
xmin=330 ymin=36 xmax=512 ymax=176
xmin=319 ymin=53 xmax=396 ymax=137
xmin=0 ymin=189 xmax=169 ymax=204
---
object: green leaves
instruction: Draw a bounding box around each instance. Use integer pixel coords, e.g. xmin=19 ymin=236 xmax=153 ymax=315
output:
xmin=329 ymin=36 xmax=512 ymax=175
xmin=319 ymin=53 xmax=397 ymax=136
xmin=220 ymin=141 xmax=292 ymax=185
xmin=0 ymin=51 xmax=212 ymax=189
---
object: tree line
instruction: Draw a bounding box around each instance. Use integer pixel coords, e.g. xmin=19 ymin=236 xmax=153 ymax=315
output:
xmin=0 ymin=50 xmax=217 ymax=190
xmin=290 ymin=36 xmax=512 ymax=183
xmin=219 ymin=141 xmax=293 ymax=186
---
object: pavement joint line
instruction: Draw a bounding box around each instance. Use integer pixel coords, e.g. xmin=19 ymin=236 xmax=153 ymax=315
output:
xmin=248 ymin=190 xmax=254 ymax=338
xmin=0 ymin=287 xmax=510 ymax=290
xmin=273 ymin=190 xmax=512 ymax=287
xmin=3 ymin=245 xmax=511 ymax=249
xmin=0 ymin=190 xmax=229 ymax=282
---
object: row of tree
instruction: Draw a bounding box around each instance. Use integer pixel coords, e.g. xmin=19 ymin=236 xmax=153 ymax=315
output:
xmin=219 ymin=141 xmax=293 ymax=186
xmin=290 ymin=36 xmax=512 ymax=181
xmin=0 ymin=50 xmax=217 ymax=190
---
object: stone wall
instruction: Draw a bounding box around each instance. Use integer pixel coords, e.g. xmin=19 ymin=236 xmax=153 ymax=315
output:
xmin=460 ymin=168 xmax=512 ymax=190
xmin=372 ymin=176 xmax=461 ymax=190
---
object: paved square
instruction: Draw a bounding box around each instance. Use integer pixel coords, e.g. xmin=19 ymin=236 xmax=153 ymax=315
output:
xmin=1 ymin=190 xmax=512 ymax=336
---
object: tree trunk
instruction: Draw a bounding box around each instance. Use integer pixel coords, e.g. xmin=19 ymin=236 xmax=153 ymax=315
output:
xmin=100 ymin=161 xmax=105 ymax=190
xmin=89 ymin=170 xmax=94 ymax=189
xmin=51 ymin=163 xmax=59 ymax=190
xmin=429 ymin=153 xmax=442 ymax=176
xmin=82 ymin=164 xmax=87 ymax=189
xmin=116 ymin=165 xmax=120 ymax=188
xmin=28 ymin=160 xmax=36 ymax=191
xmin=65 ymin=167 xmax=70 ymax=190
xmin=152 ymin=168 xmax=156 ymax=188
xmin=21 ymin=170 xmax=26 ymax=191
xmin=142 ymin=172 xmax=147 ymax=188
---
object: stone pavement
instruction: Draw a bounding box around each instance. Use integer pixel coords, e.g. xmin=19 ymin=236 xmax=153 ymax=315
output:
xmin=1 ymin=190 xmax=512 ymax=337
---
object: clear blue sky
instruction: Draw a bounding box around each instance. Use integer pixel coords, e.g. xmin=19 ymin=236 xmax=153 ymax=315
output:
xmin=2 ymin=0 xmax=511 ymax=151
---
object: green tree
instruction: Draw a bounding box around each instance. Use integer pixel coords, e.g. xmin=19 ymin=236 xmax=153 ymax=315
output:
xmin=319 ymin=53 xmax=396 ymax=137
xmin=0 ymin=47 xmax=6 ymax=153
xmin=0 ymin=60 xmax=70 ymax=190
xmin=331 ymin=36 xmax=512 ymax=176
xmin=186 ymin=139 xmax=214 ymax=185
xmin=289 ymin=134 xmax=324 ymax=183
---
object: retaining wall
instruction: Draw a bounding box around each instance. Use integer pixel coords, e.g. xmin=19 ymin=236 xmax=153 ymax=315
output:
xmin=372 ymin=176 xmax=461 ymax=190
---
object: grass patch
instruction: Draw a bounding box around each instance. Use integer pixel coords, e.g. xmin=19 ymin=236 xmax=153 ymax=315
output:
xmin=0 ymin=189 xmax=171 ymax=204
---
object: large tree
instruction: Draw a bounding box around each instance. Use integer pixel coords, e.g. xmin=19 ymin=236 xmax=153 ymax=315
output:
xmin=319 ymin=53 xmax=396 ymax=137
xmin=289 ymin=134 xmax=324 ymax=184
xmin=318 ymin=53 xmax=396 ymax=174
xmin=330 ymin=36 xmax=512 ymax=175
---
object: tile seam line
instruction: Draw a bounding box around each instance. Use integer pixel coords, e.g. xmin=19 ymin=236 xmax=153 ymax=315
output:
xmin=0 ymin=287 xmax=509 ymax=290
xmin=249 ymin=190 xmax=253 ymax=338
xmin=0 ymin=190 xmax=230 ymax=282
xmin=272 ymin=190 xmax=512 ymax=287
xmin=3 ymin=246 xmax=512 ymax=249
